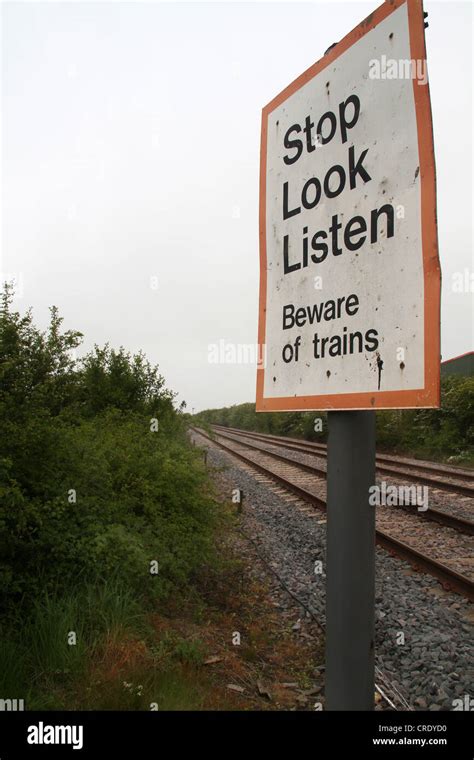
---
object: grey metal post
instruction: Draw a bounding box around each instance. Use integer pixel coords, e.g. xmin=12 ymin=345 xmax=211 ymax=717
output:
xmin=325 ymin=410 xmax=376 ymax=710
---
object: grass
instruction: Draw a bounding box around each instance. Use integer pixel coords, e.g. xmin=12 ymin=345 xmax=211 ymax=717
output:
xmin=0 ymin=579 xmax=148 ymax=709
xmin=0 ymin=576 xmax=226 ymax=710
xmin=0 ymin=513 xmax=324 ymax=712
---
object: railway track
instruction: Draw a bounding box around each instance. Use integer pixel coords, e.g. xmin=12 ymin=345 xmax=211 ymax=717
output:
xmin=191 ymin=426 xmax=474 ymax=602
xmin=211 ymin=425 xmax=474 ymax=498
xmin=210 ymin=426 xmax=474 ymax=535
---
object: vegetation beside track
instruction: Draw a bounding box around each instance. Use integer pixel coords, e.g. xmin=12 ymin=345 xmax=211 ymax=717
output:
xmin=0 ymin=288 xmax=320 ymax=709
xmin=193 ymin=375 xmax=474 ymax=465
xmin=0 ymin=287 xmax=223 ymax=708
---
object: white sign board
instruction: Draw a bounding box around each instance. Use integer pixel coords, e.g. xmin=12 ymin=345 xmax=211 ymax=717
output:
xmin=257 ymin=0 xmax=440 ymax=411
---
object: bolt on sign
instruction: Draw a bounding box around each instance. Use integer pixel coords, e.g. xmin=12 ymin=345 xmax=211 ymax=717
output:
xmin=256 ymin=0 xmax=440 ymax=411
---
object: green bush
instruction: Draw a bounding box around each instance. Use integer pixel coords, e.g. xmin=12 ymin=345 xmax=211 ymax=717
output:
xmin=194 ymin=403 xmax=328 ymax=442
xmin=0 ymin=285 xmax=218 ymax=612
xmin=195 ymin=376 xmax=473 ymax=463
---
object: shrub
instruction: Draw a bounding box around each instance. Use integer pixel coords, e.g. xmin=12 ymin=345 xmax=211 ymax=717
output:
xmin=0 ymin=286 xmax=218 ymax=610
xmin=195 ymin=376 xmax=473 ymax=462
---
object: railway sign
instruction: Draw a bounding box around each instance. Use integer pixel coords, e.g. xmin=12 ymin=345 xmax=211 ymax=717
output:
xmin=257 ymin=0 xmax=440 ymax=411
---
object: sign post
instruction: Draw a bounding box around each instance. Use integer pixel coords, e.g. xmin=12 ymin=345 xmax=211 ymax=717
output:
xmin=326 ymin=411 xmax=376 ymax=710
xmin=257 ymin=0 xmax=440 ymax=709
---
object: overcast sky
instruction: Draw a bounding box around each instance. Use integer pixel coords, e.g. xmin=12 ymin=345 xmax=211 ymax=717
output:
xmin=2 ymin=0 xmax=472 ymax=411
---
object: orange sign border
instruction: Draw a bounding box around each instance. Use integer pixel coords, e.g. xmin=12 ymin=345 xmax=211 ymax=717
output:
xmin=256 ymin=0 xmax=440 ymax=412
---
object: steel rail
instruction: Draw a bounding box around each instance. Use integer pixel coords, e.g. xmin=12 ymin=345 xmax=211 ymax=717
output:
xmin=191 ymin=426 xmax=474 ymax=602
xmin=211 ymin=427 xmax=474 ymax=536
xmin=211 ymin=425 xmax=474 ymax=497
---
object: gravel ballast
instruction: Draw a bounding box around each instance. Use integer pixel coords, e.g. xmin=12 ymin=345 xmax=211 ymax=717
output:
xmin=195 ymin=432 xmax=473 ymax=712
